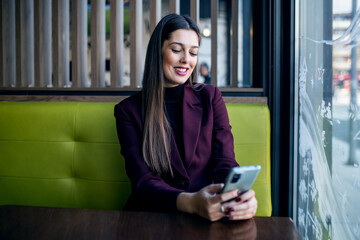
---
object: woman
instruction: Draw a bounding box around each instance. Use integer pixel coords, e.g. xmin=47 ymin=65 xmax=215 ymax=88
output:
xmin=114 ymin=14 xmax=257 ymax=222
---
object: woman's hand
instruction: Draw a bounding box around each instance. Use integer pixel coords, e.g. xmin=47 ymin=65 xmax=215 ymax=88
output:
xmin=176 ymin=184 xmax=248 ymax=222
xmin=221 ymin=189 xmax=258 ymax=221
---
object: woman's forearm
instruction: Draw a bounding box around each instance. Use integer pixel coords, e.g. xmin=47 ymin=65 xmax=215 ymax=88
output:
xmin=176 ymin=192 xmax=195 ymax=214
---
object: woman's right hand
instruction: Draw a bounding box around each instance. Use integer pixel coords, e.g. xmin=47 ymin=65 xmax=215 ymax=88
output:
xmin=176 ymin=184 xmax=240 ymax=222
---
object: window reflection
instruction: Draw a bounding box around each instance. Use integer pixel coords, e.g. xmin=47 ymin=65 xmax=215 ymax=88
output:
xmin=295 ymin=0 xmax=360 ymax=239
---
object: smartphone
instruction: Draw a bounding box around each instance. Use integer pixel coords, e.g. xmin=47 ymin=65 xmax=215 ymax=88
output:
xmin=221 ymin=165 xmax=261 ymax=195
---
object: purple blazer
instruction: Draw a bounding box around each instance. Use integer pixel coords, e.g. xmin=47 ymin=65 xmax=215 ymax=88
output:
xmin=114 ymin=84 xmax=238 ymax=212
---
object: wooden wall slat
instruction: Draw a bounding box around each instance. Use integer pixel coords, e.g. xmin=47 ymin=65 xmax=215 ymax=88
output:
xmin=231 ymin=0 xmax=239 ymax=88
xmin=169 ymin=0 xmax=179 ymax=14
xmin=190 ymin=0 xmax=199 ymax=83
xmin=15 ymin=0 xmax=21 ymax=87
xmin=110 ymin=0 xmax=124 ymax=88
xmin=34 ymin=0 xmax=40 ymax=86
xmin=130 ymin=0 xmax=143 ymax=88
xmin=2 ymin=0 xmax=16 ymax=87
xmin=190 ymin=0 xmax=199 ymax=25
xmin=20 ymin=0 xmax=35 ymax=87
xmin=71 ymin=0 xmax=88 ymax=87
xmin=211 ymin=0 xmax=218 ymax=87
xmin=53 ymin=0 xmax=70 ymax=88
xmin=91 ymin=0 xmax=106 ymax=88
xmin=0 ymin=1 xmax=2 ymax=87
xmin=149 ymin=0 xmax=161 ymax=34
xmin=36 ymin=0 xmax=52 ymax=87
xmin=40 ymin=0 xmax=52 ymax=86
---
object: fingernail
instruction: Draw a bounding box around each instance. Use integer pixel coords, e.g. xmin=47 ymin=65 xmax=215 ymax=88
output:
xmin=235 ymin=197 xmax=242 ymax=202
xmin=226 ymin=207 xmax=234 ymax=215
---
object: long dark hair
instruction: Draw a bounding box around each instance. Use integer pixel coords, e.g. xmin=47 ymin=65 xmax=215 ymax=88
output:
xmin=141 ymin=14 xmax=200 ymax=176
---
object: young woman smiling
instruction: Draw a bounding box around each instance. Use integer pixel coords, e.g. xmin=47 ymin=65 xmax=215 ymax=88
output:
xmin=114 ymin=14 xmax=257 ymax=222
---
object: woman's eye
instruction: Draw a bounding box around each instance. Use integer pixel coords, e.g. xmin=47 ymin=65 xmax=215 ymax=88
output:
xmin=172 ymin=49 xmax=181 ymax=53
xmin=190 ymin=52 xmax=198 ymax=56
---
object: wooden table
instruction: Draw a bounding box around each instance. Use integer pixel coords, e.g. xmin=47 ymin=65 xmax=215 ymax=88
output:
xmin=0 ymin=205 xmax=302 ymax=239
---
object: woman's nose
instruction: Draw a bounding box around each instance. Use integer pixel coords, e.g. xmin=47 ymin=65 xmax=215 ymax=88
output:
xmin=180 ymin=52 xmax=189 ymax=63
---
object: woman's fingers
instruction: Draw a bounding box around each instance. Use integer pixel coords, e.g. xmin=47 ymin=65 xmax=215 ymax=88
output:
xmin=190 ymin=184 xmax=226 ymax=221
xmin=188 ymin=185 xmax=257 ymax=222
xmin=216 ymin=189 xmax=241 ymax=204
xmin=226 ymin=195 xmax=258 ymax=220
xmin=218 ymin=189 xmax=258 ymax=220
xmin=238 ymin=189 xmax=255 ymax=203
xmin=206 ymin=185 xmax=240 ymax=221
xmin=205 ymin=183 xmax=224 ymax=195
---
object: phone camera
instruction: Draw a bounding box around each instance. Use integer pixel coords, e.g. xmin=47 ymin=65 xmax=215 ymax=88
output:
xmin=231 ymin=173 xmax=241 ymax=183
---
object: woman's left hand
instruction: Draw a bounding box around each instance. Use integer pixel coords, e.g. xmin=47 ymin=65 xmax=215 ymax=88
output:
xmin=221 ymin=189 xmax=257 ymax=220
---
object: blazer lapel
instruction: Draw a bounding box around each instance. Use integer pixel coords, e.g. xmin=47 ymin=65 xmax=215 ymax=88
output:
xmin=182 ymin=85 xmax=203 ymax=168
xmin=169 ymin=133 xmax=189 ymax=179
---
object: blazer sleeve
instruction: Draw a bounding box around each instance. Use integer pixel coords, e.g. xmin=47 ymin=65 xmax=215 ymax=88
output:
xmin=114 ymin=99 xmax=184 ymax=212
xmin=210 ymin=87 xmax=239 ymax=183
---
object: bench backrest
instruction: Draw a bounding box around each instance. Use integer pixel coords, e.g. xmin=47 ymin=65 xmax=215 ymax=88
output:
xmin=0 ymin=102 xmax=271 ymax=216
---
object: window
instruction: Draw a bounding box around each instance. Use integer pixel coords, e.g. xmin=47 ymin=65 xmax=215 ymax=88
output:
xmin=294 ymin=0 xmax=360 ymax=239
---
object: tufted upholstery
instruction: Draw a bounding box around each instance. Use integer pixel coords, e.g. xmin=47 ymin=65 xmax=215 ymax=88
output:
xmin=227 ymin=104 xmax=272 ymax=216
xmin=0 ymin=102 xmax=271 ymax=216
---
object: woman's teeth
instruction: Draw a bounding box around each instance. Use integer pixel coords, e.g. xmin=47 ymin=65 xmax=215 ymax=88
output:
xmin=175 ymin=68 xmax=187 ymax=72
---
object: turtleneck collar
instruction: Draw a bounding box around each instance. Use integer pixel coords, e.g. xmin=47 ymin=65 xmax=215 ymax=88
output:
xmin=164 ymin=83 xmax=185 ymax=103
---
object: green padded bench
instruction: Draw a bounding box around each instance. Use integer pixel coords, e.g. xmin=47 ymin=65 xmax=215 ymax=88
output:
xmin=0 ymin=102 xmax=271 ymax=216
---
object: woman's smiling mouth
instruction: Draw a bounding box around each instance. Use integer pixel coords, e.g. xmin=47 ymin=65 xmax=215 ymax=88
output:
xmin=174 ymin=67 xmax=188 ymax=76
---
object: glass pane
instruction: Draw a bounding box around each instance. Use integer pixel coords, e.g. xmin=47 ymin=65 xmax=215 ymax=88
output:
xmin=239 ymin=0 xmax=251 ymax=87
xmin=123 ymin=1 xmax=131 ymax=86
xmin=294 ymin=0 xmax=360 ymax=239
xmin=196 ymin=0 xmax=252 ymax=87
xmin=198 ymin=0 xmax=211 ymax=85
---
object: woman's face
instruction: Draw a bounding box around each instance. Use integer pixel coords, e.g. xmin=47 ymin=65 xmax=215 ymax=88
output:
xmin=162 ymin=29 xmax=199 ymax=87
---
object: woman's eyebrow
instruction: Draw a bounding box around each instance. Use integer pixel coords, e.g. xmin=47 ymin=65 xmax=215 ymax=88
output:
xmin=169 ymin=42 xmax=199 ymax=49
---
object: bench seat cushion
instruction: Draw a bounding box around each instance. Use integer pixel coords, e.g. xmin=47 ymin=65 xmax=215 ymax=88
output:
xmin=0 ymin=102 xmax=271 ymax=216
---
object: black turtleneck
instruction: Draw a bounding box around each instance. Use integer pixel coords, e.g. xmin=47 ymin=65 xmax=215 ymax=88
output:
xmin=164 ymin=84 xmax=185 ymax=160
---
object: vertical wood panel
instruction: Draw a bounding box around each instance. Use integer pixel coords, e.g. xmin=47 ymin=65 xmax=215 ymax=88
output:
xmin=15 ymin=0 xmax=22 ymax=87
xmin=0 ymin=1 xmax=3 ymax=87
xmin=2 ymin=0 xmax=16 ymax=87
xmin=169 ymin=0 xmax=179 ymax=14
xmin=34 ymin=0 xmax=40 ymax=86
xmin=42 ymin=0 xmax=52 ymax=86
xmin=211 ymin=0 xmax=218 ymax=86
xmin=71 ymin=0 xmax=88 ymax=87
xmin=20 ymin=0 xmax=35 ymax=87
xmin=35 ymin=0 xmax=52 ymax=87
xmin=190 ymin=0 xmax=199 ymax=24
xmin=231 ymin=0 xmax=238 ymax=88
xmin=190 ymin=0 xmax=199 ymax=83
xmin=149 ymin=0 xmax=161 ymax=34
xmin=110 ymin=0 xmax=124 ymax=88
xmin=130 ymin=0 xmax=143 ymax=88
xmin=91 ymin=0 xmax=106 ymax=88
xmin=53 ymin=0 xmax=70 ymax=88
